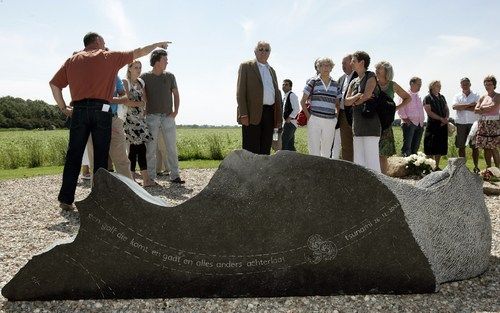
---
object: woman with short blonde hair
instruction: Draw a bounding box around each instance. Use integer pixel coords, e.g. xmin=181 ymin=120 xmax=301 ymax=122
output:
xmin=300 ymin=57 xmax=342 ymax=157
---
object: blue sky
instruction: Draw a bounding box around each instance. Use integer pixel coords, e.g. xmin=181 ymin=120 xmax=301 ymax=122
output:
xmin=0 ymin=0 xmax=498 ymax=125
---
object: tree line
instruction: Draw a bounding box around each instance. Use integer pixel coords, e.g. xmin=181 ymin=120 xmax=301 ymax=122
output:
xmin=0 ymin=96 xmax=67 ymax=129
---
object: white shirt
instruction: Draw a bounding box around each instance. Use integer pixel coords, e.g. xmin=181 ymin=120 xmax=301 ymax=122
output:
xmin=453 ymin=91 xmax=480 ymax=124
xmin=283 ymin=90 xmax=300 ymax=127
xmin=340 ymin=72 xmax=354 ymax=109
xmin=257 ymin=61 xmax=275 ymax=105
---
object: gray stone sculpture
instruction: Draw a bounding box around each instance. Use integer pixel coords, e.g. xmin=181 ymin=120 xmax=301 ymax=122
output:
xmin=2 ymin=150 xmax=491 ymax=301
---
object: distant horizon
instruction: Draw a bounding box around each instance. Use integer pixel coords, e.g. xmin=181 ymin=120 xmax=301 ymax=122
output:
xmin=1 ymin=0 xmax=498 ymax=125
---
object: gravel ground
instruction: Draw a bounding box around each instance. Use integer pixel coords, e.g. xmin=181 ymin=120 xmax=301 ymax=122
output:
xmin=0 ymin=169 xmax=498 ymax=313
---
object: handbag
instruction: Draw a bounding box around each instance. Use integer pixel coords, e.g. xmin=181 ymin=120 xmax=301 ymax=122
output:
xmin=359 ymin=73 xmax=378 ymax=118
xmin=376 ymin=89 xmax=396 ymax=130
xmin=360 ymin=83 xmax=396 ymax=130
xmin=361 ymin=98 xmax=378 ymax=118
xmin=296 ymin=103 xmax=310 ymax=126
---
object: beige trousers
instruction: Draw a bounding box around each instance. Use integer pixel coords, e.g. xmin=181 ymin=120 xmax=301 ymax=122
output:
xmin=88 ymin=117 xmax=132 ymax=179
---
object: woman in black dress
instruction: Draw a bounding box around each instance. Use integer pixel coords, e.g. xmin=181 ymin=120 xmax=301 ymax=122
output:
xmin=423 ymin=80 xmax=449 ymax=170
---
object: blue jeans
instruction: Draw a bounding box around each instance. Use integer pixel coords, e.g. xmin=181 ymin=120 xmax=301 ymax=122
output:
xmin=282 ymin=122 xmax=296 ymax=151
xmin=145 ymin=113 xmax=180 ymax=180
xmin=58 ymin=101 xmax=112 ymax=204
xmin=401 ymin=122 xmax=423 ymax=157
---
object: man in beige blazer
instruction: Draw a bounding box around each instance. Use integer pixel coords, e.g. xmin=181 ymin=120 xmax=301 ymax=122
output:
xmin=237 ymin=41 xmax=282 ymax=155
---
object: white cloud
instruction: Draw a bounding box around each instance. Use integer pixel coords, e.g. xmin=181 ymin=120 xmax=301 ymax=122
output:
xmin=286 ymin=0 xmax=315 ymax=23
xmin=240 ymin=17 xmax=255 ymax=40
xmin=328 ymin=17 xmax=385 ymax=37
xmin=99 ymin=0 xmax=138 ymax=48
xmin=426 ymin=35 xmax=482 ymax=57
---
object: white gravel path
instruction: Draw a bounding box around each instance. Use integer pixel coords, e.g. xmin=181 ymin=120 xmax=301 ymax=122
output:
xmin=0 ymin=170 xmax=498 ymax=313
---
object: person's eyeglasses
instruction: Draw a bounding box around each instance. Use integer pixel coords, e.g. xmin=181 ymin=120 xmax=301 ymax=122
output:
xmin=258 ymin=48 xmax=270 ymax=52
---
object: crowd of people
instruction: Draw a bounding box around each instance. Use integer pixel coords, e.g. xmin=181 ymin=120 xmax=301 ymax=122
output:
xmin=237 ymin=41 xmax=499 ymax=174
xmin=50 ymin=32 xmax=184 ymax=211
xmin=50 ymin=35 xmax=499 ymax=211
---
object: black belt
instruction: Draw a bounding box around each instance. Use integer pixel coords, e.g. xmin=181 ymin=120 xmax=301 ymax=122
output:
xmin=72 ymin=98 xmax=109 ymax=105
xmin=72 ymin=99 xmax=111 ymax=112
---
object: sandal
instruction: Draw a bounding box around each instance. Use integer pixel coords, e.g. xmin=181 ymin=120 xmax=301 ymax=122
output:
xmin=143 ymin=180 xmax=159 ymax=187
xmin=473 ymin=167 xmax=480 ymax=174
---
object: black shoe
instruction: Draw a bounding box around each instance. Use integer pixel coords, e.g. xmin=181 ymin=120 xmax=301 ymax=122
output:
xmin=170 ymin=177 xmax=185 ymax=184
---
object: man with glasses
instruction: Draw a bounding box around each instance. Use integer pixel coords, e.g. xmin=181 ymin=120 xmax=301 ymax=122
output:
xmin=237 ymin=41 xmax=282 ymax=155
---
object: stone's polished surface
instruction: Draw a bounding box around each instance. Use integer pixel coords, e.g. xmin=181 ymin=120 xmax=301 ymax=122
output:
xmin=1 ymin=151 xmax=490 ymax=301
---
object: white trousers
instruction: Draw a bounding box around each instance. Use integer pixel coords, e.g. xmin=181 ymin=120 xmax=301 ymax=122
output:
xmin=353 ymin=136 xmax=381 ymax=172
xmin=307 ymin=115 xmax=337 ymax=158
xmin=331 ymin=128 xmax=342 ymax=159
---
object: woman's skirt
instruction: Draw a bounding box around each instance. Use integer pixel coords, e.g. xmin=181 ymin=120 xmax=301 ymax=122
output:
xmin=475 ymin=119 xmax=500 ymax=149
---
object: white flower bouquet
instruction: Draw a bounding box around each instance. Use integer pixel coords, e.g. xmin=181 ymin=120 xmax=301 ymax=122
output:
xmin=403 ymin=152 xmax=436 ymax=176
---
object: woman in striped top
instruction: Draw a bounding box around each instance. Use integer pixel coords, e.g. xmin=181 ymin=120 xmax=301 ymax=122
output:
xmin=300 ymin=57 xmax=342 ymax=157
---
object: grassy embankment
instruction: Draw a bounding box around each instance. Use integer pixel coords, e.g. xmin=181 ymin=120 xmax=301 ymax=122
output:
xmin=0 ymin=127 xmax=487 ymax=180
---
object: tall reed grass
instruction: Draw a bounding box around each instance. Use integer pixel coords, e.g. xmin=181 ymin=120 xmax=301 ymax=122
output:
xmin=0 ymin=127 xmax=480 ymax=170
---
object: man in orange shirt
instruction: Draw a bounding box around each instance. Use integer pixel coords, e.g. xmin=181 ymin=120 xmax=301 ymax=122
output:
xmin=50 ymin=32 xmax=168 ymax=211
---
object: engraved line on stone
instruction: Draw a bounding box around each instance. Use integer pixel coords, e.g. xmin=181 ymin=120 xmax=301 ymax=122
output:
xmin=71 ymin=251 xmax=116 ymax=297
xmin=87 ymin=229 xmax=303 ymax=276
xmin=89 ymin=196 xmax=399 ymax=260
xmin=90 ymin=197 xmax=309 ymax=258
xmin=338 ymin=217 xmax=395 ymax=251
xmin=62 ymin=253 xmax=105 ymax=298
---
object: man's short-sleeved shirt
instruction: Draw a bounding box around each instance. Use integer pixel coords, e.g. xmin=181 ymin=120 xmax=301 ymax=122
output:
xmin=50 ymin=49 xmax=133 ymax=102
xmin=453 ymin=91 xmax=480 ymax=124
xmin=140 ymin=71 xmax=177 ymax=114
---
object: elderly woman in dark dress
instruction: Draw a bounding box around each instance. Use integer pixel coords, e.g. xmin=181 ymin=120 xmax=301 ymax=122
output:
xmin=423 ymin=80 xmax=449 ymax=170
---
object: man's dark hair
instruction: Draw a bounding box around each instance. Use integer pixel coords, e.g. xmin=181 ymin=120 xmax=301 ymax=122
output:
xmin=352 ymin=51 xmax=370 ymax=69
xmin=150 ymin=49 xmax=168 ymax=67
xmin=283 ymin=79 xmax=293 ymax=88
xmin=83 ymin=32 xmax=100 ymax=47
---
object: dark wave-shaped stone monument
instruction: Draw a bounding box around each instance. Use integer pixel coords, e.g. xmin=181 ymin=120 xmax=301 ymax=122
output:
xmin=2 ymin=150 xmax=491 ymax=300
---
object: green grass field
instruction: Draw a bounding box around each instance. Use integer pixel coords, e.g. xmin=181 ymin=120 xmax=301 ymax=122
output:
xmin=0 ymin=127 xmax=487 ymax=180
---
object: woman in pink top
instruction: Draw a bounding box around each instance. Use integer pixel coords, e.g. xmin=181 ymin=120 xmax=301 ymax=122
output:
xmin=475 ymin=75 xmax=500 ymax=167
xmin=398 ymin=77 xmax=426 ymax=157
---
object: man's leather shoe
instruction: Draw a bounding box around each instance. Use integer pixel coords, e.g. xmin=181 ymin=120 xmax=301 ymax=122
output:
xmin=170 ymin=177 xmax=185 ymax=184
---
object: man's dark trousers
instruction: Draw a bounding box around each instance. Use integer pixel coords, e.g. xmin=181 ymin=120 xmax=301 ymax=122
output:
xmin=282 ymin=122 xmax=296 ymax=151
xmin=242 ymin=105 xmax=275 ymax=155
xmin=58 ymin=100 xmax=112 ymax=204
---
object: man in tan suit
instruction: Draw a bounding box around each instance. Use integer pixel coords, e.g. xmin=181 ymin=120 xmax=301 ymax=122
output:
xmin=237 ymin=41 xmax=282 ymax=155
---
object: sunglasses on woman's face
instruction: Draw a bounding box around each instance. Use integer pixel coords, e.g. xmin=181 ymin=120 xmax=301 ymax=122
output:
xmin=258 ymin=48 xmax=270 ymax=52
